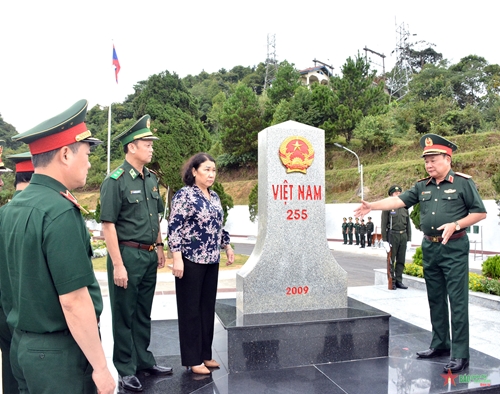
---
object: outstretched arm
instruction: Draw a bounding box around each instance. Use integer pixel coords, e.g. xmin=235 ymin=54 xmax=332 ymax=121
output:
xmin=354 ymin=197 xmax=405 ymax=218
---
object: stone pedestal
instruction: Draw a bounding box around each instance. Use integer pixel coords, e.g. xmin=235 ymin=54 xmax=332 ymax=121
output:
xmin=216 ymin=298 xmax=390 ymax=372
xmin=236 ymin=121 xmax=347 ymax=315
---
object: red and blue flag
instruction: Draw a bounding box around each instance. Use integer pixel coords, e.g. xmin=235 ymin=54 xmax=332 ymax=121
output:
xmin=112 ymin=45 xmax=121 ymax=83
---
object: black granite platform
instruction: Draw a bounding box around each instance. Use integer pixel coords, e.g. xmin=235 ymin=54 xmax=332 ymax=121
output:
xmin=215 ymin=298 xmax=390 ymax=372
xmin=129 ymin=298 xmax=500 ymax=394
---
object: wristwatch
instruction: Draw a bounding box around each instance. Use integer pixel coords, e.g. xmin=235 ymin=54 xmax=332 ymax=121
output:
xmin=453 ymin=221 xmax=461 ymax=231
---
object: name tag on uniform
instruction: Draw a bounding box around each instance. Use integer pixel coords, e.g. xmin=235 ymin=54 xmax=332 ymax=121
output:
xmin=421 ymin=191 xmax=431 ymax=195
xmin=444 ymin=189 xmax=456 ymax=193
xmin=130 ymin=190 xmax=142 ymax=194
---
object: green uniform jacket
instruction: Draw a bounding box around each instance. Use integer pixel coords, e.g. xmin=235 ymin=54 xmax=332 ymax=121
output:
xmin=100 ymin=160 xmax=163 ymax=243
xmin=381 ymin=207 xmax=411 ymax=242
xmin=0 ymin=174 xmax=102 ymax=332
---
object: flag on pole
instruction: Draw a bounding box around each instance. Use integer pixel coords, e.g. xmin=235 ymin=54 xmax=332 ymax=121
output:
xmin=112 ymin=45 xmax=121 ymax=83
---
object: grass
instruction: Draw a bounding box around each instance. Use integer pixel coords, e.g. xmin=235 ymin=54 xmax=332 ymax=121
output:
xmin=92 ymin=252 xmax=249 ymax=272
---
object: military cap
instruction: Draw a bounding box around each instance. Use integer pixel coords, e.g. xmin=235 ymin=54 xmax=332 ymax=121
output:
xmin=355 ymin=217 xmax=359 ymax=221
xmin=7 ymin=152 xmax=34 ymax=173
xmin=114 ymin=115 xmax=159 ymax=146
xmin=343 ymin=217 xmax=347 ymax=220
xmin=0 ymin=140 xmax=13 ymax=173
xmin=388 ymin=185 xmax=402 ymax=196
xmin=368 ymin=217 xmax=372 ymax=220
xmin=348 ymin=217 xmax=352 ymax=220
xmin=13 ymin=100 xmax=101 ymax=154
xmin=420 ymin=133 xmax=457 ymax=157
xmin=361 ymin=219 xmax=365 ymax=222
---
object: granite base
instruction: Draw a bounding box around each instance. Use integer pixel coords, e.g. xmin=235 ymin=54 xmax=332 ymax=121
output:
xmin=215 ymin=298 xmax=390 ymax=373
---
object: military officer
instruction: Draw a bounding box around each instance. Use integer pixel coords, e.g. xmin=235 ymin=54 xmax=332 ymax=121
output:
xmin=381 ymin=185 xmax=412 ymax=289
xmin=100 ymin=115 xmax=172 ymax=392
xmin=347 ymin=217 xmax=354 ymax=245
xmin=366 ymin=216 xmax=374 ymax=247
xmin=0 ymin=100 xmax=115 ymax=393
xmin=354 ymin=133 xmax=486 ymax=374
xmin=359 ymin=218 xmax=367 ymax=248
xmin=0 ymin=141 xmax=16 ymax=393
xmin=7 ymin=152 xmax=34 ymax=196
xmin=354 ymin=217 xmax=360 ymax=245
xmin=341 ymin=217 xmax=348 ymax=244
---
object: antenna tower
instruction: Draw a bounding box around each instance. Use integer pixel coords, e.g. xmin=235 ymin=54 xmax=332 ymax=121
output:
xmin=264 ymin=34 xmax=278 ymax=91
xmin=389 ymin=21 xmax=413 ymax=100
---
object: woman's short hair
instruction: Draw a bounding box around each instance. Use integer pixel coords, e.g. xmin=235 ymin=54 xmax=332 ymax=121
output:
xmin=182 ymin=152 xmax=215 ymax=186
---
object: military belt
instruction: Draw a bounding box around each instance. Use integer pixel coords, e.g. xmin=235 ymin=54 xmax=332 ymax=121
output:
xmin=120 ymin=240 xmax=156 ymax=251
xmin=424 ymin=230 xmax=466 ymax=243
xmin=390 ymin=230 xmax=406 ymax=234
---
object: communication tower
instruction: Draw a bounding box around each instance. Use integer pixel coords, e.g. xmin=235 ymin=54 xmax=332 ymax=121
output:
xmin=264 ymin=34 xmax=278 ymax=91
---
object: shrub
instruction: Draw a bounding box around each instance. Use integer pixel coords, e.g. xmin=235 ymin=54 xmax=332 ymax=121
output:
xmin=469 ymin=272 xmax=486 ymax=292
xmin=412 ymin=246 xmax=423 ymax=266
xmin=480 ymin=277 xmax=500 ymax=296
xmin=404 ymin=263 xmax=424 ymax=278
xmin=482 ymin=255 xmax=500 ymax=279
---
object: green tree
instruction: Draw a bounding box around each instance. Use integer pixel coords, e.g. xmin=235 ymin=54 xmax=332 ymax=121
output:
xmin=449 ymin=55 xmax=489 ymax=109
xmin=266 ymin=60 xmax=301 ymax=106
xmin=329 ymin=55 xmax=388 ymax=142
xmin=133 ymin=70 xmax=212 ymax=192
xmin=353 ymin=114 xmax=394 ymax=152
xmin=219 ymin=83 xmax=263 ymax=164
xmin=211 ymin=181 xmax=234 ymax=225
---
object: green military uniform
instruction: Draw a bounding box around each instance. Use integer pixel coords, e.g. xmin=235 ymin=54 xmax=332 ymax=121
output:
xmin=354 ymin=218 xmax=360 ymax=245
xmin=100 ymin=116 xmax=164 ymax=377
xmin=347 ymin=217 xmax=354 ymax=245
xmin=366 ymin=217 xmax=374 ymax=247
xmin=399 ymin=134 xmax=486 ymax=360
xmin=381 ymin=185 xmax=411 ymax=286
xmin=359 ymin=219 xmax=367 ymax=248
xmin=341 ymin=218 xmax=348 ymax=244
xmin=0 ymin=100 xmax=104 ymax=393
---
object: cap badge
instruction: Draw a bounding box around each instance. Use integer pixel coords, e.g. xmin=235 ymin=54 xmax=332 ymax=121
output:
xmin=425 ymin=137 xmax=433 ymax=147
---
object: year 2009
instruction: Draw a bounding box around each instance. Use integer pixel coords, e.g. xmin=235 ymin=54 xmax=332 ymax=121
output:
xmin=286 ymin=286 xmax=309 ymax=295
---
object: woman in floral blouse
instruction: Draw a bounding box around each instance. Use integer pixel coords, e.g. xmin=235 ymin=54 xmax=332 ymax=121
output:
xmin=168 ymin=152 xmax=234 ymax=375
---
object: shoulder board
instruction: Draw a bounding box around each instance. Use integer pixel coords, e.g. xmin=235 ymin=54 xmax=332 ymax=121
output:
xmin=455 ymin=172 xmax=472 ymax=179
xmin=110 ymin=168 xmax=124 ymax=180
xmin=417 ymin=176 xmax=431 ymax=182
xmin=148 ymin=168 xmax=158 ymax=177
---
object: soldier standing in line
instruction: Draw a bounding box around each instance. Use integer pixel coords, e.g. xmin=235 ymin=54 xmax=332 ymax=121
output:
xmin=381 ymin=185 xmax=412 ymax=289
xmin=341 ymin=217 xmax=348 ymax=244
xmin=359 ymin=218 xmax=367 ymax=248
xmin=354 ymin=217 xmax=360 ymax=245
xmin=0 ymin=100 xmax=115 ymax=393
xmin=347 ymin=217 xmax=354 ymax=245
xmin=100 ymin=115 xmax=173 ymax=392
xmin=366 ymin=217 xmax=374 ymax=247
xmin=355 ymin=133 xmax=486 ymax=374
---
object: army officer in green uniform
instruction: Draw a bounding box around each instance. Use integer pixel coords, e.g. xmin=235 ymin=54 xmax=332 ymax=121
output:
xmin=347 ymin=217 xmax=354 ymax=244
xmin=381 ymin=185 xmax=411 ymax=289
xmin=100 ymin=115 xmax=172 ymax=393
xmin=0 ymin=100 xmax=115 ymax=393
xmin=354 ymin=133 xmax=486 ymax=374
xmin=341 ymin=217 xmax=348 ymax=244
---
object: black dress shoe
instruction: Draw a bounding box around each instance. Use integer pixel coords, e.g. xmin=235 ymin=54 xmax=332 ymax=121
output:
xmin=416 ymin=348 xmax=450 ymax=358
xmin=119 ymin=375 xmax=143 ymax=392
xmin=444 ymin=358 xmax=469 ymax=373
xmin=141 ymin=365 xmax=173 ymax=376
xmin=395 ymin=281 xmax=408 ymax=289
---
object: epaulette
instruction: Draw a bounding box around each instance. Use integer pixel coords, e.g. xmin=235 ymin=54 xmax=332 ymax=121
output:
xmin=110 ymin=168 xmax=124 ymax=180
xmin=417 ymin=176 xmax=431 ymax=182
xmin=455 ymin=172 xmax=472 ymax=179
xmin=148 ymin=168 xmax=160 ymax=180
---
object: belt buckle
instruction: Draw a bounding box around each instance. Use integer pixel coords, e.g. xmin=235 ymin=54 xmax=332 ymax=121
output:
xmin=149 ymin=244 xmax=155 ymax=252
xmin=430 ymin=236 xmax=440 ymax=243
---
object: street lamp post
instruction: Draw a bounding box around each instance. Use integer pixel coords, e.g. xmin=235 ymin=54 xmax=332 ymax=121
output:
xmin=334 ymin=143 xmax=364 ymax=201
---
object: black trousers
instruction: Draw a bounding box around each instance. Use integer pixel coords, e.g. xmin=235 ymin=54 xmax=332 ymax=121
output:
xmin=175 ymin=257 xmax=219 ymax=366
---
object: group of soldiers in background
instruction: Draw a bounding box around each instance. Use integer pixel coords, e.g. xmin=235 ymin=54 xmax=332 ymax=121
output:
xmin=342 ymin=216 xmax=374 ymax=248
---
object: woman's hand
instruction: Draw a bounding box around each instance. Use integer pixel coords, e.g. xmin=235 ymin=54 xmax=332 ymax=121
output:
xmin=172 ymin=253 xmax=184 ymax=279
xmin=225 ymin=246 xmax=235 ymax=266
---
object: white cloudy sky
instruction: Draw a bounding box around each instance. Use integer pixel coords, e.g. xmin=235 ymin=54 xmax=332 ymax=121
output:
xmin=0 ymin=0 xmax=497 ymax=132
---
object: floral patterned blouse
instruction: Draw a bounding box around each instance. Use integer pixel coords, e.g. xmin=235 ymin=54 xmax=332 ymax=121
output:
xmin=167 ymin=185 xmax=230 ymax=264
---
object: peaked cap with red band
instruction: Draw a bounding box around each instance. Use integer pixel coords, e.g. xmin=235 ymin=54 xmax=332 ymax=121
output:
xmin=13 ymin=99 xmax=102 ymax=154
xmin=6 ymin=152 xmax=34 ymax=173
xmin=420 ymin=133 xmax=457 ymax=157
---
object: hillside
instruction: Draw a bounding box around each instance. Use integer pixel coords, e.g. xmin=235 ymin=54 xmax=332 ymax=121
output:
xmin=74 ymin=132 xmax=500 ymax=209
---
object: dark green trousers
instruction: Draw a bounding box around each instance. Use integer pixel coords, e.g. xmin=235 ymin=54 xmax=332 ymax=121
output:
xmin=422 ymin=236 xmax=470 ymax=359
xmin=108 ymin=246 xmax=158 ymax=376
xmin=0 ymin=306 xmax=18 ymax=393
xmin=11 ymin=328 xmax=95 ymax=393
xmin=390 ymin=232 xmax=408 ymax=283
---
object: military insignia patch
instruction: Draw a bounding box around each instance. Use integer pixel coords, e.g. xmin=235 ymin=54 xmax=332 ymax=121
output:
xmin=455 ymin=172 xmax=472 ymax=179
xmin=60 ymin=190 xmax=89 ymax=214
xmin=444 ymin=189 xmax=456 ymax=193
xmin=152 ymin=186 xmax=158 ymax=192
xmin=110 ymin=168 xmax=124 ymax=180
xmin=129 ymin=168 xmax=137 ymax=179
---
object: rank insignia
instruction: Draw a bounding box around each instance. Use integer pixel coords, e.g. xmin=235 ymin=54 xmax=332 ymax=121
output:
xmin=129 ymin=168 xmax=137 ymax=179
xmin=444 ymin=189 xmax=456 ymax=193
xmin=60 ymin=190 xmax=89 ymax=214
xmin=152 ymin=186 xmax=158 ymax=192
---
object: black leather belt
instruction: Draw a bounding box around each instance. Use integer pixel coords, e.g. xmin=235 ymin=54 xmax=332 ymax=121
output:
xmin=119 ymin=241 xmax=156 ymax=251
xmin=391 ymin=230 xmax=406 ymax=234
xmin=424 ymin=230 xmax=466 ymax=243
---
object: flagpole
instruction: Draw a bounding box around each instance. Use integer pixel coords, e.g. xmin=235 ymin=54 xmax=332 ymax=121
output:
xmin=107 ymin=103 xmax=111 ymax=175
